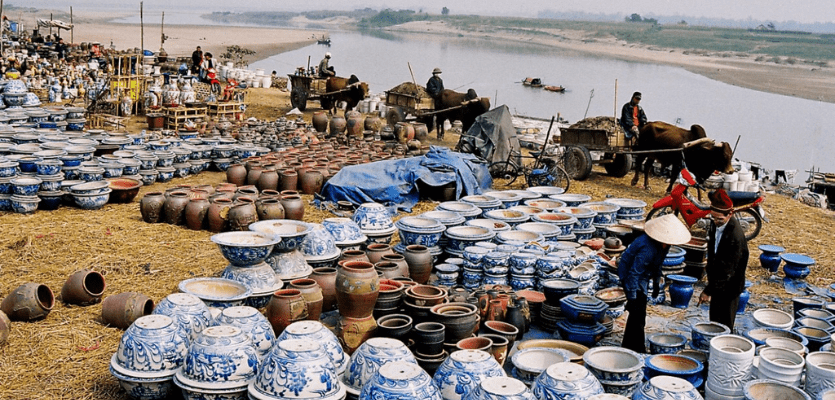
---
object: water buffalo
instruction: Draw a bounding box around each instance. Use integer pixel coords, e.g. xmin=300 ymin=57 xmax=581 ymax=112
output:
xmin=323 ymin=74 xmax=368 ymax=114
xmin=433 ymin=88 xmax=491 ymax=138
xmin=631 ymin=121 xmax=734 ymax=193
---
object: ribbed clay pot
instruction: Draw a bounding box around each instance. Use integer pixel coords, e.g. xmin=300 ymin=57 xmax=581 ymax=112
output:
xmin=207 ymin=198 xmax=233 ymax=232
xmin=246 ymin=165 xmax=263 ymax=187
xmin=300 ymin=170 xmax=324 ymax=195
xmin=366 ymin=243 xmax=395 ymax=264
xmin=227 ymin=198 xmax=257 ymax=231
xmin=60 ymin=269 xmax=106 ymax=306
xmin=290 ymin=279 xmax=324 ymax=321
xmin=338 ymin=314 xmax=377 ymax=355
xmin=184 ymin=197 xmax=210 ymax=230
xmin=312 ymin=111 xmax=329 ymax=133
xmin=336 ymin=261 xmax=380 ymax=319
xmin=163 ymin=191 xmax=191 ymax=225
xmin=140 ymin=192 xmax=166 ymax=223
xmin=280 ymin=194 xmax=305 ymax=221
xmin=310 ymin=267 xmax=338 ymax=312
xmin=381 ymin=254 xmax=410 ymax=279
xmin=0 ymin=283 xmax=55 ymax=321
xmin=256 ymin=198 xmax=285 ymax=220
xmin=404 ymin=245 xmax=433 ymax=284
xmin=226 ymin=164 xmax=247 ymax=186
xmin=265 ymin=289 xmax=308 ymax=335
xmin=279 ymin=169 xmax=298 ymax=192
xmin=101 ymin=292 xmax=154 ymax=329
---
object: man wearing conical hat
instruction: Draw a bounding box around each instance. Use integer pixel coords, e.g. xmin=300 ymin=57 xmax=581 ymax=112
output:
xmin=618 ymin=214 xmax=691 ymax=353
xmin=698 ymin=189 xmax=749 ymax=330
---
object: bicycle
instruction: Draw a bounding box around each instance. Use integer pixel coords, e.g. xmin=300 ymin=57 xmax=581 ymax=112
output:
xmin=488 ymin=145 xmax=570 ymax=191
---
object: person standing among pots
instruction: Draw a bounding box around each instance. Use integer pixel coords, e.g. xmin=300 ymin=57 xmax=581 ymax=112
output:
xmin=191 ymin=46 xmax=203 ymax=75
xmin=617 ymin=214 xmax=691 ymax=353
xmin=698 ymin=189 xmax=749 ymax=330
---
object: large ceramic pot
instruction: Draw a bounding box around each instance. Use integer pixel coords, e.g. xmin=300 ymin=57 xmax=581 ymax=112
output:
xmin=0 ymin=282 xmax=55 ymax=321
xmin=667 ymin=274 xmax=698 ymax=309
xmin=112 ymin=314 xmax=189 ymax=375
xmin=743 ymin=379 xmax=811 ymax=400
xmin=433 ymin=349 xmax=507 ymax=400
xmin=280 ymin=194 xmax=304 ymax=221
xmin=102 ymin=292 xmax=155 ymax=329
xmin=691 ymin=321 xmax=731 ymax=351
xmin=310 ymin=267 xmax=338 ymax=311
xmin=184 ymin=198 xmax=210 ymax=230
xmin=174 ymin=325 xmax=258 ymax=394
xmin=582 ymin=346 xmax=645 ymax=384
xmin=151 ymin=293 xmax=213 ymax=341
xmin=337 ymin=314 xmax=378 ymax=355
xmin=531 ymin=362 xmax=604 ymax=400
xmin=466 ymin=376 xmax=535 ymax=400
xmin=360 ymin=361 xmax=442 ymax=400
xmin=289 ymin=278 xmax=324 ymax=321
xmin=783 ymin=253 xmax=815 ymax=280
xmin=312 ymin=111 xmax=328 ymax=133
xmin=278 ymin=169 xmax=298 ymax=192
xmin=249 ymin=339 xmax=345 ymax=400
xmin=264 ymin=289 xmax=308 ymax=335
xmin=430 ymin=302 xmax=479 ymax=343
xmin=140 ymin=192 xmax=166 ymax=223
xmin=226 ymin=198 xmax=257 ymax=231
xmin=647 ymin=333 xmax=688 ymax=355
xmin=633 ymin=376 xmax=701 ymax=400
xmin=756 ymin=346 xmax=804 ymax=385
xmin=60 ymin=269 xmax=106 ymax=306
xmin=226 ymin=163 xmax=247 ymax=186
xmin=759 ymin=244 xmax=785 ymax=273
xmin=277 ymin=320 xmax=349 ymax=377
xmin=330 ymin=116 xmax=347 ymax=135
xmin=643 ymin=354 xmax=704 ymax=388
xmin=207 ymin=198 xmax=234 ymax=232
xmin=214 ymin=306 xmax=276 ymax=360
xmin=342 ymin=337 xmax=418 ymax=398
xmin=255 ymin=198 xmax=285 ymax=221
xmin=163 ymin=191 xmax=190 ymax=225
xmin=706 ymin=334 xmax=754 ymax=397
xmin=335 ymin=261 xmax=380 ymax=319
xmin=300 ymin=169 xmax=324 ymax=195
xmin=256 ymin=169 xmax=279 ymax=192
xmin=805 ymin=351 xmax=835 ymax=399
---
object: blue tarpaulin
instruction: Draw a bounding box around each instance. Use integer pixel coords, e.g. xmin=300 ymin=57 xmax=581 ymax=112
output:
xmin=320 ymin=146 xmax=491 ymax=210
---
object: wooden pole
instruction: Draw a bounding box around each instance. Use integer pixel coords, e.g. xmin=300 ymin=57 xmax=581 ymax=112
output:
xmin=50 ymin=12 xmax=53 ymax=36
xmin=407 ymin=62 xmax=417 ymax=88
xmin=614 ymin=79 xmax=618 ymax=124
xmin=70 ymin=7 xmax=73 ymax=43
xmin=160 ymin=11 xmax=164 ymax=48
xmin=140 ymin=2 xmax=143 ymax=56
xmin=0 ymin=0 xmax=5 ymax=54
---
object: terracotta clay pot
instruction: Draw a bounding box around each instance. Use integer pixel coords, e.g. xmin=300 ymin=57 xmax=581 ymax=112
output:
xmin=366 ymin=243 xmax=395 ymax=264
xmin=60 ymin=269 xmax=106 ymax=306
xmin=163 ymin=191 xmax=191 ymax=225
xmin=300 ymin=170 xmax=324 ymax=195
xmin=364 ymin=116 xmax=383 ymax=132
xmin=280 ymin=194 xmax=305 ymax=221
xmin=279 ymin=169 xmax=298 ymax=192
xmin=381 ymin=254 xmax=410 ymax=279
xmin=413 ymin=122 xmax=429 ymax=141
xmin=336 ymin=261 xmax=380 ymax=319
xmin=260 ymin=189 xmax=281 ymax=199
xmin=101 ymin=292 xmax=154 ymax=329
xmin=289 ymin=279 xmax=324 ymax=321
xmin=346 ymin=115 xmax=364 ymax=138
xmin=312 ymin=111 xmax=328 ymax=133
xmin=233 ymin=187 xmax=259 ymax=202
xmin=139 ymin=192 xmax=166 ymax=223
xmin=265 ymin=289 xmax=308 ymax=335
xmin=329 ymin=116 xmax=347 ymax=135
xmin=246 ymin=166 xmax=263 ymax=187
xmin=207 ymin=198 xmax=233 ymax=232
xmin=256 ymin=198 xmax=285 ymax=220
xmin=188 ymin=189 xmax=210 ymax=200
xmin=0 ymin=311 xmax=9 ymax=345
xmin=337 ymin=314 xmax=377 ymax=355
xmin=185 ymin=198 xmax=210 ymax=230
xmin=403 ymin=244 xmax=433 ymax=284
xmin=226 ymin=163 xmax=247 ymax=186
xmin=227 ymin=198 xmax=258 ymax=231
xmin=0 ymin=283 xmax=55 ymax=321
xmin=374 ymin=261 xmax=402 ymax=280
xmin=394 ymin=122 xmax=415 ymax=144
xmin=310 ymin=267 xmax=338 ymax=312
xmin=257 ymin=169 xmax=279 ymax=192
xmin=340 ymin=249 xmax=370 ymax=264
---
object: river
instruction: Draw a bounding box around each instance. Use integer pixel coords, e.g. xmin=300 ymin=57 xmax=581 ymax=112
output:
xmin=249 ymin=30 xmax=835 ymax=178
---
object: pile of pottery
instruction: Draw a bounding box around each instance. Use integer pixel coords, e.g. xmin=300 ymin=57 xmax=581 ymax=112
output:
xmin=353 ymin=202 xmax=398 ymax=246
xmin=583 ymin=346 xmax=645 ymax=396
xmin=334 ymin=259 xmax=380 ymax=354
xmin=211 ymin=230 xmax=284 ymax=308
xmin=554 ymin=294 xmax=608 ymax=347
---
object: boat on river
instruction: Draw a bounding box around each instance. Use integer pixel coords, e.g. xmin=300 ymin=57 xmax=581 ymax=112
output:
xmin=522 ymin=77 xmax=542 ymax=87
xmin=544 ymin=85 xmax=566 ymax=93
xmin=317 ymin=36 xmax=331 ymax=45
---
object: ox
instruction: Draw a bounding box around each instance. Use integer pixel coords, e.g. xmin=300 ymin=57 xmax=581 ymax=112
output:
xmin=631 ymin=121 xmax=734 ymax=193
xmin=324 ymin=74 xmax=368 ymax=114
xmin=433 ymin=88 xmax=491 ymax=138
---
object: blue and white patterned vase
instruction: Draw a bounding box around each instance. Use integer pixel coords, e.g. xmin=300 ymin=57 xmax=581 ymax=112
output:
xmin=174 ymin=325 xmax=258 ymax=390
xmin=510 ymin=274 xmax=535 ymax=291
xmin=464 ymin=376 xmax=536 ymax=400
xmin=483 ymin=252 xmax=510 ymax=275
xmin=463 ymin=246 xmax=491 ymax=269
xmin=113 ymin=315 xmax=190 ymax=376
xmin=531 ymin=362 xmax=604 ymax=400
xmin=322 ymin=217 xmax=366 ymax=243
xmin=361 ymin=361 xmax=442 ymax=400
xmin=343 ymin=337 xmax=418 ymax=398
xmin=300 ymin=223 xmax=340 ymax=261
xmin=433 ymin=349 xmax=506 ymax=400
xmin=278 ymin=320 xmax=349 ymax=378
xmin=353 ymin=202 xmax=395 ymax=231
xmin=213 ymin=306 xmax=275 ymax=361
xmin=248 ymin=339 xmax=345 ymax=400
xmin=483 ymin=273 xmax=509 ymax=287
xmin=152 ymin=293 xmax=213 ymax=341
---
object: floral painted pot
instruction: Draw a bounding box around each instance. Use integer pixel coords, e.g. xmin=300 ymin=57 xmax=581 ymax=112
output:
xmin=220 ymin=261 xmax=283 ymax=308
xmin=483 ymin=209 xmax=530 ymax=228
xmin=444 ymin=226 xmax=497 ymax=256
xmin=583 ymin=202 xmax=621 ymax=225
xmin=465 ymin=376 xmax=536 ymax=400
xmin=531 ymin=362 xmax=604 ymax=400
xmin=532 ymin=212 xmax=578 ymax=235
xmin=495 ymin=230 xmax=544 ymax=246
xmin=484 ymin=191 xmax=523 ymax=209
xmin=691 ymin=321 xmax=731 ymax=351
xmin=433 ymin=349 xmax=506 ymax=400
xmin=437 ymin=201 xmax=483 ymax=221
xmin=396 ymin=216 xmax=447 ymax=247
xmin=524 ymin=198 xmax=567 ymax=212
xmin=210 ymin=231 xmax=279 ymax=267
xmin=109 ymin=367 xmax=176 ymax=400
xmin=151 ymin=293 xmax=213 ymax=341
xmin=249 ymin=220 xmax=314 ymax=280
xmin=342 ymin=337 xmax=418 ymax=398
xmin=510 ymin=347 xmax=569 ymax=386
xmin=248 ymin=339 xmax=345 ymax=400
xmin=300 ymin=223 xmax=341 ymax=262
xmin=550 ymin=193 xmax=591 ymax=207
xmin=112 ymin=315 xmax=189 ymax=379
xmin=461 ymin=195 xmax=503 ymax=215
xmin=174 ymin=325 xmax=258 ymax=391
xmin=277 ymin=320 xmax=349 ymax=377
xmin=353 ymin=202 xmax=394 ymax=232
xmin=322 ymin=217 xmax=367 ymax=245
xmin=582 ymin=346 xmax=645 ymax=384
xmin=213 ymin=306 xmax=275 ymax=360
xmin=361 ymin=361 xmax=442 ymax=400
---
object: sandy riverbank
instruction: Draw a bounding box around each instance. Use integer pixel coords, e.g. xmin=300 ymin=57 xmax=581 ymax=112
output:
xmin=387 ymin=21 xmax=835 ymax=104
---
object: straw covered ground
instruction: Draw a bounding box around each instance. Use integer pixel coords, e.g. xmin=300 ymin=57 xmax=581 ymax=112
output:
xmin=1 ymin=88 xmax=833 ymax=399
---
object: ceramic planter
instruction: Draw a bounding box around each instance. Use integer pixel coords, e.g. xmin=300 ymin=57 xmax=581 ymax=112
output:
xmin=633 ymin=376 xmax=701 ymax=400
xmin=560 ymin=294 xmax=609 ymax=323
xmin=805 ymin=351 xmax=835 ymax=399
xmin=433 ymin=349 xmax=506 ymax=400
xmin=667 ymin=274 xmax=698 ymax=309
xmin=277 ymin=320 xmax=349 ymax=377
xmin=214 ymin=306 xmax=275 ymax=361
xmin=437 ymin=201 xmax=483 ymax=220
xmin=759 ymin=244 xmax=785 ymax=273
xmin=531 ymin=362 xmax=604 ymax=400
xmin=468 ymin=376 xmax=535 ymax=400
xmin=342 ymin=337 xmax=418 ymax=398
xmin=782 ymin=253 xmax=815 ymax=280
xmin=151 ymin=293 xmax=212 ymax=341
xmin=555 ymin=320 xmax=607 ymax=347
xmin=112 ymin=315 xmax=189 ymax=378
xmin=510 ymin=347 xmax=569 ymax=386
xmin=753 ymin=308 xmax=794 ymax=330
xmin=60 ymin=269 xmax=106 ymax=306
xmin=743 ymin=379 xmax=811 ymax=400
xmin=691 ymin=321 xmax=731 ymax=351
xmin=644 ymin=354 xmax=704 ymax=388
xmin=647 ymin=333 xmax=688 ymax=355
xmin=178 ymin=278 xmax=251 ymax=309
xmin=395 ymin=216 xmax=446 ymax=247
xmin=706 ymin=334 xmax=754 ymax=397
xmin=248 ymin=339 xmax=345 ymax=400
xmin=756 ymin=346 xmax=804 ymax=385
xmin=582 ymin=346 xmax=645 ymax=384
xmin=175 ymin=325 xmax=258 ymax=392
xmin=353 ymin=202 xmax=394 ymax=232
xmin=360 ymin=361 xmax=442 ymax=400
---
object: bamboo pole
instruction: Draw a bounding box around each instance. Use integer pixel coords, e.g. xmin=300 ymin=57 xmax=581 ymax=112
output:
xmin=70 ymin=6 xmax=73 ymax=43
xmin=50 ymin=12 xmax=53 ymax=36
xmin=140 ymin=2 xmax=143 ymax=56
xmin=0 ymin=0 xmax=5 ymax=54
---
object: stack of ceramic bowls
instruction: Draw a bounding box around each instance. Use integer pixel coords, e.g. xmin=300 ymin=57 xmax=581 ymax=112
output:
xmin=152 ymin=293 xmax=213 ymax=341
xmin=583 ymin=347 xmax=645 ymax=397
xmin=462 ymin=246 xmax=490 ymax=289
xmin=539 ymin=279 xmax=580 ymax=332
xmin=322 ymin=217 xmax=367 ymax=251
xmin=394 ymin=216 xmax=445 ymax=257
xmin=420 ymin=209 xmax=465 ymax=250
xmin=210 ymin=231 xmax=282 ymax=308
xmin=582 ymin=202 xmax=621 ymax=238
xmin=484 ymin=190 xmax=523 ymax=208
xmin=508 ymin=251 xmax=538 ymax=292
xmin=436 ymin=201 xmax=483 ymax=221
xmin=0 ymin=158 xmax=17 ymax=211
xmin=353 ymin=202 xmax=397 ymax=245
xmin=604 ymin=198 xmax=647 ymax=222
xmin=109 ymin=315 xmax=190 ymax=400
xmin=34 ymin=154 xmax=64 ymax=211
xmin=443 ymin=225 xmax=496 ymax=258
xmin=249 ymin=220 xmax=314 ymax=281
xmin=525 ymin=198 xmax=567 ymax=212
xmin=460 ymin=194 xmax=503 ymax=215
xmin=662 ymin=246 xmax=687 ymax=277
xmin=9 ymin=176 xmax=42 ymax=213
xmin=299 ymin=223 xmax=341 ymax=269
xmin=555 ymin=294 xmax=608 ymax=347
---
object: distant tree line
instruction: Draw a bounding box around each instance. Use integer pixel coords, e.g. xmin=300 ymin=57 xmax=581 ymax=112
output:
xmin=625 ymin=13 xmax=657 ymax=25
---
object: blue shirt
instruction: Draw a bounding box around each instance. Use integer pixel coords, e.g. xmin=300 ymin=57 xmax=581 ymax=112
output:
xmin=617 ymin=233 xmax=669 ymax=300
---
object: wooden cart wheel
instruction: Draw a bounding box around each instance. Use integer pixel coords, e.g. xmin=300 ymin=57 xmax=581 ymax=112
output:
xmin=386 ymin=106 xmax=405 ymax=126
xmin=603 ymin=153 xmax=633 ymax=178
xmin=290 ymin=86 xmax=308 ymax=111
xmin=563 ymin=146 xmax=593 ymax=181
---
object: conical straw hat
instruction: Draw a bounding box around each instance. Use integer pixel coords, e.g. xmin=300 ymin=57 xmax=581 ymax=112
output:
xmin=644 ymin=214 xmax=691 ymax=245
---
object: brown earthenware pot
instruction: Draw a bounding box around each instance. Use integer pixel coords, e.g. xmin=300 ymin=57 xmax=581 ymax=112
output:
xmin=299 ymin=170 xmax=324 ymax=195
xmin=60 ymin=269 xmax=106 ymax=306
xmin=310 ymin=267 xmax=338 ymax=312
xmin=185 ymin=198 xmax=210 ymax=230
xmin=0 ymin=283 xmax=55 ymax=321
xmin=337 ymin=314 xmax=377 ymax=355
xmin=340 ymin=249 xmax=370 ymax=264
xmin=255 ymin=198 xmax=285 ymax=221
xmin=227 ymin=198 xmax=257 ymax=231
xmin=246 ymin=166 xmax=263 ymax=187
xmin=335 ymin=261 xmax=380 ymax=319
xmin=140 ymin=192 xmax=166 ymax=223
xmin=257 ymin=169 xmax=279 ymax=192
xmin=278 ymin=169 xmax=298 ymax=193
xmin=289 ymin=279 xmax=324 ymax=321
xmin=265 ymin=289 xmax=308 ymax=335
xmin=101 ymin=292 xmax=154 ymax=329
xmin=163 ymin=191 xmax=190 ymax=225
xmin=207 ymin=198 xmax=233 ymax=232
xmin=366 ymin=243 xmax=395 ymax=264
xmin=381 ymin=254 xmax=410 ymax=279
xmin=403 ymin=245 xmax=432 ymax=284
xmin=280 ymin=194 xmax=305 ymax=221
xmin=226 ymin=163 xmax=247 ymax=186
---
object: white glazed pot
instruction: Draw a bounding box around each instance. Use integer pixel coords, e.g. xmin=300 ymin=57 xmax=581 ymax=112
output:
xmin=756 ymin=346 xmax=804 ymax=385
xmin=752 ymin=308 xmax=794 ymax=330
xmin=805 ymin=351 xmax=835 ymax=398
xmin=707 ymin=334 xmax=754 ymax=397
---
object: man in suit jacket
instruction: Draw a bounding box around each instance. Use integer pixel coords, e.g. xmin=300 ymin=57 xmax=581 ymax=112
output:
xmin=698 ymin=189 xmax=749 ymax=330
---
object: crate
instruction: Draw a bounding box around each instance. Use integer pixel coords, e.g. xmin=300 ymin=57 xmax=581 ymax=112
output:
xmin=207 ymin=102 xmax=244 ymax=120
xmin=88 ymin=113 xmax=129 ymax=132
xmin=163 ymin=105 xmax=207 ymax=131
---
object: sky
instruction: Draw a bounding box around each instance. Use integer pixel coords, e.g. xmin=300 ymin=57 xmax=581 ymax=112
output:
xmin=28 ymin=0 xmax=835 ymax=24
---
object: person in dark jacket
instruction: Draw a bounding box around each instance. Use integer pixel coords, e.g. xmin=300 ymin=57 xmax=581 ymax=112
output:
xmin=617 ymin=214 xmax=691 ymax=353
xmin=426 ymin=67 xmax=444 ymax=104
xmin=318 ymin=52 xmax=334 ymax=77
xmin=55 ymin=38 xmax=68 ymax=59
xmin=620 ymin=91 xmax=647 ymax=139
xmin=698 ymin=189 xmax=749 ymax=330
xmin=191 ymin=46 xmax=203 ymax=74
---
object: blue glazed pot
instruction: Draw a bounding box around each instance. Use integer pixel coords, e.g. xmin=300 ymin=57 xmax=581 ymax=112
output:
xmin=667 ymin=274 xmax=698 ymax=309
xmin=783 ymin=253 xmax=815 ymax=280
xmin=395 ymin=217 xmax=446 ymax=247
xmin=215 ymin=306 xmax=276 ymax=361
xmin=361 ymin=361 xmax=442 ymax=400
xmin=37 ymin=190 xmax=63 ymax=211
xmin=634 ymin=376 xmax=701 ymax=400
xmin=560 ymin=294 xmax=608 ymax=323
xmin=10 ymin=194 xmax=40 ymax=213
xmin=759 ymin=244 xmax=785 ymax=273
xmin=738 ymin=281 xmax=753 ymax=314
xmin=151 ymin=293 xmax=213 ymax=342
xmin=11 ymin=177 xmax=42 ymax=195
xmin=433 ymin=349 xmax=506 ymax=400
xmin=211 ymin=231 xmax=279 ymax=266
xmin=647 ymin=333 xmax=687 ymax=355
xmin=644 ymin=354 xmax=704 ymax=388
xmin=691 ymin=321 xmax=730 ymax=351
xmin=554 ymin=320 xmax=607 ymax=347
xmin=531 ymin=362 xmax=603 ymax=400
xmin=278 ymin=320 xmax=348 ymax=377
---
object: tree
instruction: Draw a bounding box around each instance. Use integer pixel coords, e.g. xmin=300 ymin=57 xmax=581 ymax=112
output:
xmin=678 ymin=20 xmax=687 ymax=26
xmin=767 ymin=22 xmax=776 ymax=30
xmin=626 ymin=13 xmax=642 ymax=22
xmin=442 ymin=7 xmax=449 ymax=16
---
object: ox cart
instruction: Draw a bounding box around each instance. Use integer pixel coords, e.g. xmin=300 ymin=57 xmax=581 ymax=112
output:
xmin=383 ymin=87 xmax=487 ymax=132
xmin=287 ymin=72 xmax=363 ymax=112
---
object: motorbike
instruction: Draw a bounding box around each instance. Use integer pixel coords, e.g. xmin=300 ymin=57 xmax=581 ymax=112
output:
xmin=646 ymin=168 xmax=767 ymax=241
xmin=205 ymin=67 xmax=221 ymax=94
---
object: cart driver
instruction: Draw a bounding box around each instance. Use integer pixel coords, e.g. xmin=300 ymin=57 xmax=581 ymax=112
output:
xmin=426 ymin=67 xmax=444 ymax=106
xmin=620 ymin=91 xmax=647 ymax=140
xmin=319 ymin=52 xmax=335 ymax=78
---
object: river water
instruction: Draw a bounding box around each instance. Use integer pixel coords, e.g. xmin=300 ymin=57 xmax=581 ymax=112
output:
xmin=249 ymin=30 xmax=835 ymax=177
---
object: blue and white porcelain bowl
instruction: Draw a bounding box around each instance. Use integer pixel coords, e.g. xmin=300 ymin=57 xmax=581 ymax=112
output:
xmin=78 ymin=166 xmax=104 ymax=181
xmin=582 ymin=346 xmax=645 ymax=384
xmin=583 ymin=202 xmax=621 ymax=225
xmin=154 ymin=151 xmax=175 ymax=168
xmin=532 ymin=362 xmax=603 ymax=400
xmin=558 ymin=207 xmax=597 ymax=229
xmin=516 ymin=222 xmax=560 ymax=241
xmin=524 ymin=198 xmax=567 ymax=212
xmin=178 ymin=278 xmax=252 ymax=309
xmin=353 ymin=202 xmax=395 ymax=231
xmin=342 ymin=337 xmax=418 ymax=397
xmin=221 ymin=262 xmax=282 ymax=297
xmin=70 ymin=180 xmax=109 ymax=195
xmin=511 ymin=347 xmax=570 ymax=386
xmin=463 ymin=246 xmax=491 ymax=268
xmin=101 ymin=162 xmax=124 ymax=178
xmin=532 ymin=212 xmax=578 ymax=235
xmin=445 ymin=225 xmax=497 ymax=255
xmin=211 ymin=231 xmax=280 ymax=266
xmin=212 ymin=145 xmax=235 ymax=158
xmin=109 ymin=367 xmax=176 ymax=400
xmin=112 ymin=315 xmax=190 ymax=378
xmin=421 ymin=210 xmax=466 ymax=228
xmin=510 ymin=274 xmax=535 ymax=291
xmin=278 ymin=320 xmax=349 ymax=377
xmin=433 ymin=349 xmax=507 ymax=400
xmin=66 ymin=119 xmax=85 ymax=131
xmin=362 ymin=361 xmax=442 ymax=400
xmin=249 ymin=339 xmax=345 ymax=400
xmin=213 ymin=306 xmax=275 ymax=361
xmin=496 ymin=230 xmax=545 ymax=246
xmin=72 ymin=187 xmax=112 ymax=210
xmin=137 ymin=155 xmax=158 ymax=170
xmin=634 ymin=376 xmax=701 ymax=400
xmin=249 ymin=220 xmax=313 ymax=253
xmin=437 ymin=201 xmax=483 ymax=220
xmin=461 ymin=194 xmax=503 ymax=215
xmin=550 ymin=193 xmax=592 ymax=207
xmin=172 ymin=163 xmax=190 ymax=178
xmin=465 ymin=376 xmax=535 ymax=400
xmin=11 ymin=176 xmax=42 ymax=195
xmin=527 ymin=186 xmax=565 ymax=198
xmin=212 ymin=158 xmax=232 ymax=171
xmin=119 ymin=158 xmax=141 ymax=176
xmin=605 ymin=198 xmax=648 ymax=217
xmin=322 ymin=217 xmax=365 ymax=243
xmin=484 ymin=191 xmax=523 ymax=209
xmin=483 ymin=251 xmax=510 ymax=275
xmin=300 ymin=223 xmax=340 ymax=262
xmin=139 ymin=169 xmax=158 ymax=185
xmin=536 ymin=254 xmax=566 ymax=274
xmin=152 ymin=293 xmax=213 ymax=341
xmin=34 ymin=159 xmax=62 ymax=175
xmin=691 ymin=321 xmax=731 ymax=351
xmin=37 ymin=174 xmax=63 ymax=192
xmin=466 ymin=218 xmax=512 ymax=233
xmin=156 ymin=166 xmax=175 ymax=182
xmin=10 ymin=194 xmax=40 ymax=213
xmin=0 ymin=161 xmax=18 ymax=177
xmin=175 ymin=325 xmax=258 ymax=389
xmin=396 ymin=216 xmax=446 ymax=247
xmin=483 ymin=209 xmax=530 ymax=228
